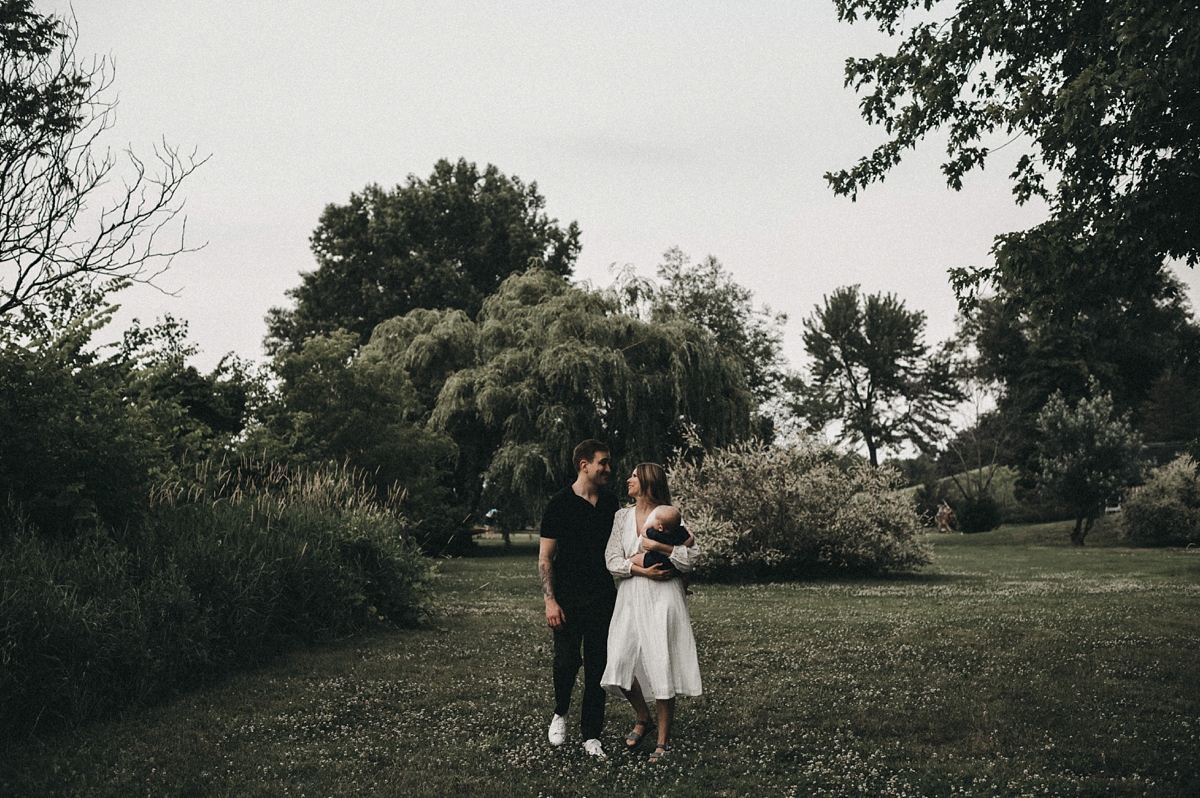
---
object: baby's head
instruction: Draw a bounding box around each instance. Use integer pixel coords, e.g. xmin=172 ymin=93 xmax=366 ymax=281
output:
xmin=647 ymin=504 xmax=681 ymax=534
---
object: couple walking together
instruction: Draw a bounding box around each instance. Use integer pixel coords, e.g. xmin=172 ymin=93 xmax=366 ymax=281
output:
xmin=539 ymin=439 xmax=702 ymax=761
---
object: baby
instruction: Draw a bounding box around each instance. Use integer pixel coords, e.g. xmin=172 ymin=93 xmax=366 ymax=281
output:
xmin=630 ymin=505 xmax=694 ymax=592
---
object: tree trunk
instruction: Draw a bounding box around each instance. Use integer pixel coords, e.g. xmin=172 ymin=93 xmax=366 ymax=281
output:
xmin=1069 ymin=514 xmax=1097 ymax=546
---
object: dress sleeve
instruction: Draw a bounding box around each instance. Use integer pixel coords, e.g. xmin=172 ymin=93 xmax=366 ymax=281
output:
xmin=668 ymin=523 xmax=697 ymax=573
xmin=605 ymin=508 xmax=633 ymax=578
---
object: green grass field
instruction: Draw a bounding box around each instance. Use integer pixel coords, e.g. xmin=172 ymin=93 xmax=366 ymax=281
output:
xmin=4 ymin=522 xmax=1198 ymax=797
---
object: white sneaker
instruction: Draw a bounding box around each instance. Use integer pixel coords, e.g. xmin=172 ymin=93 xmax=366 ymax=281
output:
xmin=547 ymin=713 xmax=567 ymax=746
xmin=583 ymin=738 xmax=607 ymax=759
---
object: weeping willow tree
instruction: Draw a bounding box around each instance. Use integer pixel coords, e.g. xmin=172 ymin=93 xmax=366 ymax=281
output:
xmin=362 ymin=268 xmax=754 ymax=523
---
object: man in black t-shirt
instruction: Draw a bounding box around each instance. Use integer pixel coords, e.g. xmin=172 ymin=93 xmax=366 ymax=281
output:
xmin=539 ymin=439 xmax=619 ymax=758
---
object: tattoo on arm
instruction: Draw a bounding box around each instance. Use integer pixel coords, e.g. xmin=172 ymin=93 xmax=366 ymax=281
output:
xmin=539 ymin=558 xmax=555 ymax=601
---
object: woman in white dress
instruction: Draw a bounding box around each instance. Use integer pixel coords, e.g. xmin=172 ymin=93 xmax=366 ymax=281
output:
xmin=600 ymin=462 xmax=702 ymax=762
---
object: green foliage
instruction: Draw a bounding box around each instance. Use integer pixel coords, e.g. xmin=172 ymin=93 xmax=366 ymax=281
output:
xmin=241 ymin=328 xmax=463 ymax=553
xmin=830 ymin=0 xmax=1200 ymax=309
xmin=791 ymin=285 xmax=962 ymax=465
xmin=0 ymin=460 xmax=434 ymax=736
xmin=670 ymin=438 xmax=931 ymax=578
xmin=365 ymin=307 xmax=480 ymax=416
xmin=955 ymin=495 xmax=1001 ymax=535
xmin=266 ymin=158 xmax=580 ymax=353
xmin=368 ymin=268 xmax=755 ymax=525
xmin=1036 ymin=380 xmax=1143 ymax=545
xmin=648 ymin=248 xmax=787 ymax=406
xmin=0 ymin=294 xmax=260 ymax=534
xmin=1139 ymin=371 xmax=1200 ymax=444
xmin=608 ymin=248 xmax=789 ymax=439
xmin=0 ymin=307 xmax=160 ymax=532
xmin=962 ymin=277 xmax=1200 ymax=473
xmin=1120 ymin=455 xmax=1200 ymax=547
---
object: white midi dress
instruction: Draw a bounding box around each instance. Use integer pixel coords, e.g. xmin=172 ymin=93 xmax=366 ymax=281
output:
xmin=600 ymin=507 xmax=703 ymax=700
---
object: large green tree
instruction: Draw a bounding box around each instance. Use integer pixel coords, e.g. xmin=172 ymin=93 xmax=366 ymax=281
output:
xmin=649 ymin=248 xmax=787 ymax=405
xmin=242 ymin=328 xmax=457 ymax=523
xmin=354 ymin=308 xmax=484 ymax=518
xmin=266 ymin=159 xmax=581 ymax=353
xmin=363 ymin=268 xmax=755 ymax=523
xmin=608 ymin=248 xmax=789 ymax=436
xmin=828 ymin=0 xmax=1199 ymax=307
xmin=963 ymin=271 xmax=1200 ymax=471
xmin=792 ymin=285 xmax=962 ymax=466
xmin=1036 ymin=381 xmax=1143 ymax=545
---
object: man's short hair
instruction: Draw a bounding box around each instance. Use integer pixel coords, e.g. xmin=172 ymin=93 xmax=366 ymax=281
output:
xmin=573 ymin=439 xmax=610 ymax=471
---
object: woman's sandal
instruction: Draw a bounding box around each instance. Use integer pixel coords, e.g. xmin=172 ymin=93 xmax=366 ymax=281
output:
xmin=625 ymin=718 xmax=654 ymax=747
xmin=649 ymin=743 xmax=669 ymax=762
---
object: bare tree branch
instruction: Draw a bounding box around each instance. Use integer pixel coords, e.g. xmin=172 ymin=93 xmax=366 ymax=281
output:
xmin=0 ymin=3 xmax=205 ymax=318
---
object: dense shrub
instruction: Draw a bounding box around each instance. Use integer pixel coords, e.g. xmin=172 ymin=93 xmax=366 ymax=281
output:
xmin=0 ymin=461 xmax=434 ymax=736
xmin=1 ymin=304 xmax=260 ymax=537
xmin=671 ymin=439 xmax=931 ymax=579
xmin=0 ymin=309 xmax=166 ymax=533
xmin=912 ymin=478 xmax=956 ymax=527
xmin=1120 ymin=455 xmax=1200 ymax=546
xmin=956 ymin=495 xmax=1002 ymax=534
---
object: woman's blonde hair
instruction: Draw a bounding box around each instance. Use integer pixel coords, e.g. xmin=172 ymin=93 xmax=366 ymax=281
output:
xmin=634 ymin=462 xmax=672 ymax=507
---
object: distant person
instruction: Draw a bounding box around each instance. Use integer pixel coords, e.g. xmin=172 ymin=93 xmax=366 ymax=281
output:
xmin=935 ymin=501 xmax=956 ymax=533
xmin=539 ymin=440 xmax=619 ymax=758
xmin=601 ymin=462 xmax=701 ymax=762
xmin=484 ymin=508 xmax=499 ymax=539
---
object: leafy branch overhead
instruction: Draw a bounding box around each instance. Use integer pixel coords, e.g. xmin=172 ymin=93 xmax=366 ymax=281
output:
xmin=828 ymin=0 xmax=1200 ymax=307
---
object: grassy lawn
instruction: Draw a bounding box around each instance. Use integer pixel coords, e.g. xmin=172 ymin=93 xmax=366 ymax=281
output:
xmin=3 ymin=522 xmax=1198 ymax=797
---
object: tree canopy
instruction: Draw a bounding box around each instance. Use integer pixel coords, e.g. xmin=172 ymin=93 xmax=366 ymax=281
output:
xmin=607 ymin=248 xmax=789 ymax=436
xmin=1036 ymin=380 xmax=1143 ymax=545
xmin=792 ymin=285 xmax=961 ymax=466
xmin=962 ymin=271 xmax=1200 ymax=472
xmin=243 ymin=328 xmax=457 ymax=523
xmin=265 ymin=158 xmax=581 ymax=353
xmin=649 ymin=248 xmax=788 ymax=405
xmin=828 ymin=0 xmax=1200 ymax=308
xmin=362 ymin=268 xmax=755 ymax=523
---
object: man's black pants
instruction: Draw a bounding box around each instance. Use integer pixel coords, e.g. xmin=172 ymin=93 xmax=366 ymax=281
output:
xmin=552 ymin=597 xmax=615 ymax=741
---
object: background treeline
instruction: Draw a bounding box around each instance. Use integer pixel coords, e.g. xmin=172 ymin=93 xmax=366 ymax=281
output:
xmin=0 ymin=289 xmax=435 ymax=735
xmin=5 ymin=0 xmax=1200 ymax=738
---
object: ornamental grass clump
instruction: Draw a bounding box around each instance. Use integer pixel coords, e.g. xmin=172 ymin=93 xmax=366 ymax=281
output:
xmin=0 ymin=459 xmax=434 ymax=736
xmin=671 ymin=438 xmax=931 ymax=579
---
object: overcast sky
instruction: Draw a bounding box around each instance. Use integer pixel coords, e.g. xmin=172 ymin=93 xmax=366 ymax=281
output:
xmin=62 ymin=0 xmax=1198 ymax=373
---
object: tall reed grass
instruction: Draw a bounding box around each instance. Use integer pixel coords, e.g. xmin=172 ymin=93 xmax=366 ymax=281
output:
xmin=0 ymin=459 xmax=434 ymax=737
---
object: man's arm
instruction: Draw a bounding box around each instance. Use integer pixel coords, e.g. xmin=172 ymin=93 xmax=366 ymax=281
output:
xmin=539 ymin=537 xmax=566 ymax=629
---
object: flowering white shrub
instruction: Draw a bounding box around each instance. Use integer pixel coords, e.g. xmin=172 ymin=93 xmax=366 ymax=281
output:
xmin=671 ymin=438 xmax=931 ymax=578
xmin=1120 ymin=455 xmax=1200 ymax=546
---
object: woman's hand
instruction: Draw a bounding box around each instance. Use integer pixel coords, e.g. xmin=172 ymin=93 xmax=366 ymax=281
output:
xmin=631 ymin=563 xmax=673 ymax=581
